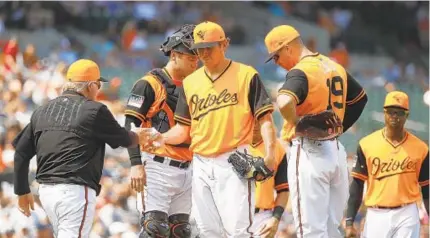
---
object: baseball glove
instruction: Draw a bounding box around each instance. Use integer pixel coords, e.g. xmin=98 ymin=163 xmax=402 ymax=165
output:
xmin=295 ymin=110 xmax=343 ymax=141
xmin=227 ymin=149 xmax=274 ymax=181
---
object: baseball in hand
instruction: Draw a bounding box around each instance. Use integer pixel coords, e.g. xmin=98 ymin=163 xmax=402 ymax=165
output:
xmin=139 ymin=127 xmax=163 ymax=150
xmin=149 ymin=128 xmax=161 ymax=147
xmin=130 ymin=123 xmax=141 ymax=134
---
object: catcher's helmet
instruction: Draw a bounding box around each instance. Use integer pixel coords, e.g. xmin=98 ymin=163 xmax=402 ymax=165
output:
xmin=160 ymin=24 xmax=196 ymax=57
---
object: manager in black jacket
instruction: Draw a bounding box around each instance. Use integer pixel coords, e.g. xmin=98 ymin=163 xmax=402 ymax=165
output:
xmin=13 ymin=59 xmax=146 ymax=237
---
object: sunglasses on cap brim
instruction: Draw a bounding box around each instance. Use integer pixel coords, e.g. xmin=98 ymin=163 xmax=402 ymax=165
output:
xmin=265 ymin=44 xmax=288 ymax=63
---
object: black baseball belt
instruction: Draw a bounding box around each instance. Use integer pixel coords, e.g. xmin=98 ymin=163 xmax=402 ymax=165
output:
xmin=153 ymin=156 xmax=190 ymax=169
xmin=370 ymin=202 xmax=413 ymax=210
xmin=255 ymin=207 xmax=272 ymax=213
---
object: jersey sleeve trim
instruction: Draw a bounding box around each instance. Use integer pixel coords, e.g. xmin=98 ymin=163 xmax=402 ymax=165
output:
xmin=347 ymin=89 xmax=365 ymax=105
xmin=124 ymin=110 xmax=146 ymax=122
xmin=255 ymin=104 xmax=274 ymax=119
xmin=351 ymin=172 xmax=367 ymax=181
xmin=278 ymin=90 xmax=299 ymax=104
xmin=419 ymin=180 xmax=429 ymax=187
xmin=251 ymin=140 xmax=263 ymax=148
xmin=174 ymin=115 xmax=191 ymax=126
xmin=275 ymin=183 xmax=289 ymax=191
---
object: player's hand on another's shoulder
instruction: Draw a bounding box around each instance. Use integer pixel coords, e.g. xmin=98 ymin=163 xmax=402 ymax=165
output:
xmin=130 ymin=164 xmax=146 ymax=193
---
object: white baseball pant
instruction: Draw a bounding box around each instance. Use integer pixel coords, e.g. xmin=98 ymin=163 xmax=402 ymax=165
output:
xmin=251 ymin=209 xmax=274 ymax=236
xmin=192 ymin=145 xmax=255 ymax=238
xmin=287 ymin=138 xmax=349 ymax=238
xmin=38 ymin=184 xmax=96 ymax=238
xmin=136 ymin=154 xmax=192 ymax=215
xmin=362 ymin=203 xmax=420 ymax=238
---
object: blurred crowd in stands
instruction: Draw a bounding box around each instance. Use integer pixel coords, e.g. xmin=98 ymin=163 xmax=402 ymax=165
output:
xmin=0 ymin=1 xmax=428 ymax=237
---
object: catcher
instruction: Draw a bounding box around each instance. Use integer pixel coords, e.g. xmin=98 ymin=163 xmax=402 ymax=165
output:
xmin=264 ymin=25 xmax=368 ymax=237
xmin=124 ymin=25 xmax=198 ymax=238
xmin=249 ymin=120 xmax=289 ymax=238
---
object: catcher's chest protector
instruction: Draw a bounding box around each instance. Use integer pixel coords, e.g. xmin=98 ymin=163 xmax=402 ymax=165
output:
xmin=147 ymin=68 xmax=180 ymax=133
xmin=144 ymin=69 xmax=190 ymax=149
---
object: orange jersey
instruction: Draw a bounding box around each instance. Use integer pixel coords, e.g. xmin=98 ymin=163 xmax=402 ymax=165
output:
xmin=249 ymin=139 xmax=288 ymax=209
xmin=351 ymin=129 xmax=429 ymax=207
xmin=174 ymin=61 xmax=274 ymax=156
xmin=125 ymin=68 xmax=193 ymax=161
xmin=278 ymin=53 xmax=365 ymax=142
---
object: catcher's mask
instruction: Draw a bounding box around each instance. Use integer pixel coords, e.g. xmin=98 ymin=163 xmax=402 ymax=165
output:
xmin=160 ymin=24 xmax=197 ymax=57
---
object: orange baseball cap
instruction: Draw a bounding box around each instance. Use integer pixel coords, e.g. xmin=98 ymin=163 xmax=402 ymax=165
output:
xmin=264 ymin=25 xmax=300 ymax=63
xmin=190 ymin=21 xmax=226 ymax=49
xmin=384 ymin=91 xmax=409 ymax=110
xmin=66 ymin=59 xmax=107 ymax=82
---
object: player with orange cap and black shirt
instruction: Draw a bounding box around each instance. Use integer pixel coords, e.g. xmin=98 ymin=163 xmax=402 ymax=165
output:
xmin=142 ymin=21 xmax=278 ymax=238
xmin=345 ymin=91 xmax=429 ymax=238
xmin=249 ymin=119 xmax=289 ymax=238
xmin=264 ymin=25 xmax=368 ymax=238
xmin=13 ymin=59 xmax=146 ymax=237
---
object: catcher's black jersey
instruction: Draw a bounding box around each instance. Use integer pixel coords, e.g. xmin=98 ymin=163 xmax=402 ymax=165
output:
xmin=125 ymin=78 xmax=156 ymax=123
xmin=124 ymin=68 xmax=193 ymax=161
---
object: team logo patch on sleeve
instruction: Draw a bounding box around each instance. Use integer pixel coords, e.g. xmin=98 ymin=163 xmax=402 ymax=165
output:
xmin=127 ymin=94 xmax=145 ymax=108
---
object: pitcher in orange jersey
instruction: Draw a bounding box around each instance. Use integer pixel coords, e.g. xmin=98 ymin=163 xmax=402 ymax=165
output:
xmin=142 ymin=21 xmax=277 ymax=237
xmin=124 ymin=25 xmax=199 ymax=238
xmin=249 ymin=120 xmax=289 ymax=238
xmin=345 ymin=91 xmax=429 ymax=238
xmin=264 ymin=25 xmax=368 ymax=238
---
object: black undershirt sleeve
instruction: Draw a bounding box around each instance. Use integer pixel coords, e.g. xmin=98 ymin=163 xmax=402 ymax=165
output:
xmin=345 ymin=178 xmax=365 ymax=226
xmin=343 ymin=73 xmax=367 ymax=132
xmin=125 ymin=115 xmax=143 ymax=166
xmin=274 ymin=154 xmax=289 ymax=193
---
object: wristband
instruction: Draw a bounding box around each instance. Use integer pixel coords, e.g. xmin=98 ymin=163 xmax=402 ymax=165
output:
xmin=345 ymin=218 xmax=354 ymax=227
xmin=272 ymin=206 xmax=284 ymax=220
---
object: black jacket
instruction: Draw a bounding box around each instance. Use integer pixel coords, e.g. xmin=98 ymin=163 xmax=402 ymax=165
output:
xmin=13 ymin=90 xmax=132 ymax=196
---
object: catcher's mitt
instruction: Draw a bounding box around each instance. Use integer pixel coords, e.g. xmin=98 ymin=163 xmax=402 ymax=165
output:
xmin=227 ymin=149 xmax=274 ymax=181
xmin=295 ymin=110 xmax=343 ymax=141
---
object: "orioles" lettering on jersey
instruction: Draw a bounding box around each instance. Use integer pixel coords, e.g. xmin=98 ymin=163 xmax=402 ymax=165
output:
xmin=351 ymin=129 xmax=429 ymax=207
xmin=370 ymin=156 xmax=417 ymax=180
xmin=190 ymin=89 xmax=238 ymax=120
xmin=175 ymin=61 xmax=274 ymax=156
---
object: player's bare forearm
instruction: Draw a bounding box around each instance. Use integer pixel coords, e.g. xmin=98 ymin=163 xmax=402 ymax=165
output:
xmin=162 ymin=123 xmax=190 ymax=145
xmin=272 ymin=191 xmax=289 ymax=221
xmin=275 ymin=191 xmax=289 ymax=209
xmin=259 ymin=113 xmax=277 ymax=158
xmin=277 ymin=94 xmax=298 ymax=125
xmin=424 ymin=198 xmax=429 ymax=215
